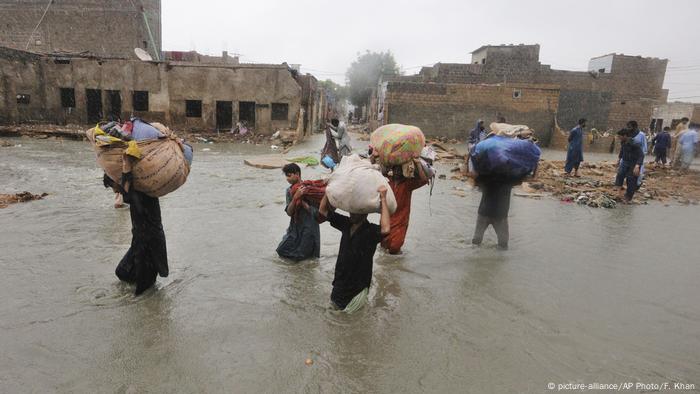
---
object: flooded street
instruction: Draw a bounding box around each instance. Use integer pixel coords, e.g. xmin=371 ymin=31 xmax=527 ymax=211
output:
xmin=1 ymin=135 xmax=699 ymax=393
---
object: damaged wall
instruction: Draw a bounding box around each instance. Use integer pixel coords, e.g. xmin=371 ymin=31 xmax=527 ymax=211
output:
xmin=0 ymin=0 xmax=162 ymax=60
xmin=380 ymin=45 xmax=668 ymax=142
xmin=384 ymin=81 xmax=559 ymax=140
xmin=0 ymin=47 xmax=303 ymax=134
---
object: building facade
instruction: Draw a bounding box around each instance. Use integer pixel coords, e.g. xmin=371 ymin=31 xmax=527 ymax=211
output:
xmin=0 ymin=0 xmax=162 ymax=60
xmin=373 ymin=44 xmax=668 ymax=142
xmin=0 ymin=46 xmax=333 ymax=135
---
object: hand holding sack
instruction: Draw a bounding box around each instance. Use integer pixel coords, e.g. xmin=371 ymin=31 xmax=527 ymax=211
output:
xmin=290 ymin=180 xmax=327 ymax=208
xmin=325 ymin=155 xmax=398 ymax=214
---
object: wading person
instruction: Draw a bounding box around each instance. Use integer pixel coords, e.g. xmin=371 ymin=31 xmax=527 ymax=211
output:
xmin=329 ymin=118 xmax=352 ymax=158
xmin=652 ymin=126 xmax=672 ymax=167
xmin=471 ymin=176 xmax=514 ymax=250
xmin=381 ymin=159 xmax=429 ymax=254
xmin=615 ymin=128 xmax=644 ymax=203
xmin=318 ymin=186 xmax=391 ymax=312
xmin=276 ymin=163 xmax=321 ymax=261
xmin=103 ymin=173 xmax=168 ymax=295
xmin=564 ymin=118 xmax=586 ymax=177
xmin=321 ymin=123 xmax=340 ymax=170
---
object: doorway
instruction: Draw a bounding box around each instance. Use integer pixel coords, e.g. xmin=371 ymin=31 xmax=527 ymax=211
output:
xmin=86 ymin=89 xmax=103 ymax=124
xmin=106 ymin=90 xmax=121 ymax=121
xmin=216 ymin=101 xmax=233 ymax=130
xmin=239 ymin=101 xmax=255 ymax=128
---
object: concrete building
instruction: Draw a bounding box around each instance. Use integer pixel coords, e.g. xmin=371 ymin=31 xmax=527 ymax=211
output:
xmin=651 ymin=102 xmax=700 ymax=131
xmin=0 ymin=0 xmax=162 ymax=60
xmin=372 ymin=44 xmax=668 ymax=143
xmin=0 ymin=46 xmax=330 ymax=135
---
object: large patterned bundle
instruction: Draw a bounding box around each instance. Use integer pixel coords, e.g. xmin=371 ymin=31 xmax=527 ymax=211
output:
xmin=325 ymin=155 xmax=397 ymax=214
xmin=470 ymin=135 xmax=541 ymax=180
xmin=370 ymin=124 xmax=425 ymax=166
xmin=86 ymin=127 xmax=191 ymax=198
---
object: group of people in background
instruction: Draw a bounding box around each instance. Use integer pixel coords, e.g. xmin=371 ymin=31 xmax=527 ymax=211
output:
xmin=565 ymin=117 xmax=699 ymax=203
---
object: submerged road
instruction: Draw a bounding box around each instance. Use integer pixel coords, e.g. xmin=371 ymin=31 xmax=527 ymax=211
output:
xmin=0 ymin=134 xmax=698 ymax=393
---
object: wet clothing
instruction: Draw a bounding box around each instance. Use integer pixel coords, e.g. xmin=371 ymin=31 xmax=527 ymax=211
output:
xmin=327 ymin=211 xmax=384 ymax=309
xmin=321 ymin=127 xmax=340 ymax=168
xmin=116 ymin=188 xmax=168 ymax=295
xmin=276 ymin=187 xmax=320 ymax=261
xmin=330 ymin=123 xmax=352 ymax=157
xmin=565 ymin=125 xmax=584 ymax=173
xmin=631 ymin=130 xmax=647 ymax=186
xmin=678 ymin=129 xmax=699 ymax=169
xmin=615 ymin=140 xmax=644 ymax=201
xmin=653 ymin=131 xmax=671 ymax=164
xmin=381 ymin=176 xmax=428 ymax=254
xmin=472 ymin=180 xmax=512 ymax=249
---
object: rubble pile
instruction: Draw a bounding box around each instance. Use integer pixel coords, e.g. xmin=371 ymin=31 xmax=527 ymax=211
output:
xmin=0 ymin=192 xmax=48 ymax=208
xmin=426 ymin=139 xmax=466 ymax=161
xmin=527 ymin=160 xmax=700 ymax=207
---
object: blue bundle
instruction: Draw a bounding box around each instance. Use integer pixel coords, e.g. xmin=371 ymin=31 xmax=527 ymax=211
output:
xmin=470 ymin=135 xmax=541 ymax=181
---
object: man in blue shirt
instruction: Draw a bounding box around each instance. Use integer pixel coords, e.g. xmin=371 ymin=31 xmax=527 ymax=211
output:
xmin=565 ymin=118 xmax=586 ymax=177
xmin=652 ymin=127 xmax=672 ymax=166
xmin=616 ymin=128 xmax=645 ymax=203
xmin=625 ymin=121 xmax=647 ymax=186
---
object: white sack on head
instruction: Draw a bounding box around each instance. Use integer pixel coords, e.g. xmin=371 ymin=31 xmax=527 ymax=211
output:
xmin=325 ymin=154 xmax=397 ymax=214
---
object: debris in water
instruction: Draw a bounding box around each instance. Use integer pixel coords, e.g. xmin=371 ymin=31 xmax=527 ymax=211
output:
xmin=0 ymin=192 xmax=48 ymax=208
xmin=305 ymin=358 xmax=313 ymax=366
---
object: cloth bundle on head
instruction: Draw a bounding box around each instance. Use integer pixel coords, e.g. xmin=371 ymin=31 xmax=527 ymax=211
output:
xmin=290 ymin=179 xmax=327 ymax=209
xmin=470 ymin=135 xmax=541 ymax=182
xmin=325 ymin=154 xmax=397 ymax=214
xmin=370 ymin=124 xmax=425 ymax=166
xmin=489 ymin=122 xmax=534 ymax=139
xmin=86 ymin=122 xmax=192 ymax=198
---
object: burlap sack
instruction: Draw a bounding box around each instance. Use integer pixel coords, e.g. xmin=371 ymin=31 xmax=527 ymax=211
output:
xmin=86 ymin=128 xmax=190 ymax=197
xmin=325 ymin=154 xmax=397 ymax=214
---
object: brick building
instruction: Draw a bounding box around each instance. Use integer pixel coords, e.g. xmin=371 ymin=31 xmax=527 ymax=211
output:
xmin=0 ymin=46 xmax=330 ymax=135
xmin=372 ymin=44 xmax=668 ymax=143
xmin=0 ymin=0 xmax=162 ymax=60
xmin=651 ymin=102 xmax=700 ymax=131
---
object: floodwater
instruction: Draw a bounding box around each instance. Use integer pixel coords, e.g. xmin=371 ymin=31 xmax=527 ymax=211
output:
xmin=1 ymin=134 xmax=699 ymax=393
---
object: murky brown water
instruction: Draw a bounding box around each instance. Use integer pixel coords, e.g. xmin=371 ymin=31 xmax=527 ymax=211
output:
xmin=1 ymin=135 xmax=699 ymax=393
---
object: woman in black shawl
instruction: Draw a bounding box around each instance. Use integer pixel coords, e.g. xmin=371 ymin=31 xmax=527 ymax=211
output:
xmin=103 ymin=173 xmax=168 ymax=295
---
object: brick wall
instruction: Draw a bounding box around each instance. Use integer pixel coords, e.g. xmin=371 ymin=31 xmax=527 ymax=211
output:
xmin=549 ymin=127 xmax=617 ymax=154
xmin=0 ymin=47 xmax=302 ymax=134
xmin=384 ymin=81 xmax=559 ymax=140
xmin=0 ymin=0 xmax=161 ymax=59
xmin=381 ymin=49 xmax=668 ymax=145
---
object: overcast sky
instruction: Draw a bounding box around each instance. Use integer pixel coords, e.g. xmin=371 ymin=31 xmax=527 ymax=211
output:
xmin=162 ymin=0 xmax=700 ymax=103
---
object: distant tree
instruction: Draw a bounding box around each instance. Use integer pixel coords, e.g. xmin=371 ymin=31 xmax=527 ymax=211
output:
xmin=318 ymin=79 xmax=347 ymax=102
xmin=345 ymin=51 xmax=399 ymax=108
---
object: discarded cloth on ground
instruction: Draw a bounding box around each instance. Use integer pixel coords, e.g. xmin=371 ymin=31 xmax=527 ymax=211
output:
xmin=86 ymin=124 xmax=191 ymax=198
xmin=288 ymin=156 xmax=319 ymax=166
xmin=470 ymin=135 xmax=541 ymax=181
xmin=370 ymin=124 xmax=425 ymax=166
xmin=325 ymin=154 xmax=397 ymax=214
